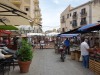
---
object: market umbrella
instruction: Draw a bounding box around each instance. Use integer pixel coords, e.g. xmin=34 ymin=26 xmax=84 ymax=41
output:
xmin=46 ymin=32 xmax=60 ymax=36
xmin=0 ymin=25 xmax=18 ymax=30
xmin=0 ymin=0 xmax=32 ymax=26
xmin=27 ymin=33 xmax=45 ymax=36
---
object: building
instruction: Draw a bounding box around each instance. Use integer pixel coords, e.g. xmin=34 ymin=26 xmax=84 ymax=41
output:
xmin=60 ymin=0 xmax=100 ymax=33
xmin=8 ymin=0 xmax=42 ymax=33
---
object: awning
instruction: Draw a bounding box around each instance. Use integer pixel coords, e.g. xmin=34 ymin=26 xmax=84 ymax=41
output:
xmin=0 ymin=0 xmax=32 ymax=25
xmin=78 ymin=23 xmax=97 ymax=31
xmin=0 ymin=30 xmax=11 ymax=34
xmin=0 ymin=25 xmax=18 ymax=30
xmin=86 ymin=24 xmax=100 ymax=31
xmin=57 ymin=34 xmax=79 ymax=37
xmin=60 ymin=27 xmax=79 ymax=34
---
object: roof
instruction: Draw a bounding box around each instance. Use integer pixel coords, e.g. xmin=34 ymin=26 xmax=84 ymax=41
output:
xmin=70 ymin=1 xmax=93 ymax=11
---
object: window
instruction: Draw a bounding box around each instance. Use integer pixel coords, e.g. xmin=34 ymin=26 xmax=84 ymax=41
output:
xmin=67 ymin=14 xmax=69 ymax=18
xmin=25 ymin=7 xmax=30 ymax=11
xmin=70 ymin=21 xmax=72 ymax=24
xmin=80 ymin=17 xmax=87 ymax=25
xmin=73 ymin=12 xmax=77 ymax=17
xmin=81 ymin=8 xmax=86 ymax=15
xmin=72 ymin=20 xmax=77 ymax=27
xmin=70 ymin=13 xmax=71 ymax=17
xmin=62 ymin=28 xmax=65 ymax=33
xmin=61 ymin=16 xmax=65 ymax=23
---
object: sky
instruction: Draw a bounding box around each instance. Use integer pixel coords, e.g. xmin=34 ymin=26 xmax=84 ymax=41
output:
xmin=39 ymin=0 xmax=90 ymax=32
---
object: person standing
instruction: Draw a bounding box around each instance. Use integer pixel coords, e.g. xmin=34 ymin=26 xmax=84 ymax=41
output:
xmin=40 ymin=39 xmax=45 ymax=49
xmin=80 ymin=38 xmax=90 ymax=68
xmin=64 ymin=38 xmax=70 ymax=55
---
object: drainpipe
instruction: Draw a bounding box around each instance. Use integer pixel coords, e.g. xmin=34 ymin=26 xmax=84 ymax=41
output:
xmin=89 ymin=1 xmax=92 ymax=24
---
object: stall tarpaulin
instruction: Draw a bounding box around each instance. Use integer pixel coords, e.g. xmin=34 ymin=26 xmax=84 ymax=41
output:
xmin=57 ymin=34 xmax=79 ymax=37
xmin=0 ymin=25 xmax=18 ymax=30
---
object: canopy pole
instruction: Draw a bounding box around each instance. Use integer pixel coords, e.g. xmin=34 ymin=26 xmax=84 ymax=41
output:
xmin=99 ymin=30 xmax=100 ymax=47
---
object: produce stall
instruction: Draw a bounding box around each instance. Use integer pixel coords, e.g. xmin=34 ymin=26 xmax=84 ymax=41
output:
xmin=89 ymin=48 xmax=100 ymax=75
xmin=70 ymin=44 xmax=80 ymax=61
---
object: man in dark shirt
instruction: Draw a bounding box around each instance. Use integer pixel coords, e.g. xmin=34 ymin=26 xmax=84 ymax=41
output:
xmin=64 ymin=38 xmax=70 ymax=55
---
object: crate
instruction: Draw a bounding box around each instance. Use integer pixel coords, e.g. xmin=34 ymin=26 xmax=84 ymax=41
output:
xmin=89 ymin=59 xmax=95 ymax=72
xmin=71 ymin=51 xmax=75 ymax=60
xmin=95 ymin=61 xmax=100 ymax=75
xmin=75 ymin=51 xmax=80 ymax=61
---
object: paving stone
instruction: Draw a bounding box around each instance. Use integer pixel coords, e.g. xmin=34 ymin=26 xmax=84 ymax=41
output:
xmin=8 ymin=49 xmax=94 ymax=75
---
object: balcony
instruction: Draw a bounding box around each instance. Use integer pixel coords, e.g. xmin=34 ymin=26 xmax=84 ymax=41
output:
xmin=72 ymin=23 xmax=77 ymax=28
xmin=81 ymin=12 xmax=87 ymax=18
xmin=72 ymin=15 xmax=78 ymax=20
xmin=80 ymin=21 xmax=87 ymax=25
xmin=61 ymin=19 xmax=65 ymax=23
xmin=10 ymin=0 xmax=22 ymax=5
xmin=34 ymin=0 xmax=39 ymax=4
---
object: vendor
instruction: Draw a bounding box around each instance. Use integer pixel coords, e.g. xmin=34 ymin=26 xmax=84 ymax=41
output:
xmin=80 ymin=38 xmax=90 ymax=68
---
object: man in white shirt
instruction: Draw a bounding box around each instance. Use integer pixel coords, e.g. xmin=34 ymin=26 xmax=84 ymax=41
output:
xmin=40 ymin=40 xmax=45 ymax=49
xmin=80 ymin=38 xmax=89 ymax=68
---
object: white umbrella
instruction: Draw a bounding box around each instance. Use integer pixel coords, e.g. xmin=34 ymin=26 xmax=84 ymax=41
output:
xmin=46 ymin=32 xmax=59 ymax=36
xmin=27 ymin=33 xmax=45 ymax=36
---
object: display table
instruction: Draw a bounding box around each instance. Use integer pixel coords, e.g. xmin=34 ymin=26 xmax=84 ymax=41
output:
xmin=70 ymin=50 xmax=80 ymax=61
xmin=89 ymin=58 xmax=100 ymax=75
xmin=75 ymin=50 xmax=80 ymax=61
xmin=71 ymin=51 xmax=75 ymax=60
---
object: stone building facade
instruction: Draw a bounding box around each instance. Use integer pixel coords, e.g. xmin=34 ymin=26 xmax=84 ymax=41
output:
xmin=8 ymin=0 xmax=42 ymax=33
xmin=60 ymin=0 xmax=100 ymax=33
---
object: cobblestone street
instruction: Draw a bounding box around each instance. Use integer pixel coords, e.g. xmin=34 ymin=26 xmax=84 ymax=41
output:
xmin=9 ymin=49 xmax=94 ymax=75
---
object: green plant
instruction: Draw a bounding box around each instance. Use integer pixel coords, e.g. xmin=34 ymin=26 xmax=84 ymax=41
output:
xmin=17 ymin=39 xmax=33 ymax=62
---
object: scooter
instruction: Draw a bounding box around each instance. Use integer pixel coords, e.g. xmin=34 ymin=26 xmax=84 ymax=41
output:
xmin=59 ymin=45 xmax=66 ymax=62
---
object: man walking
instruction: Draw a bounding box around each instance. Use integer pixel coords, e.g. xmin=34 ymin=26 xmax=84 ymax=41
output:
xmin=80 ymin=38 xmax=89 ymax=68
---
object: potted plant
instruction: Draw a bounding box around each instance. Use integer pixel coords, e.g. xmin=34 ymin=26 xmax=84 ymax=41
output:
xmin=17 ymin=39 xmax=33 ymax=73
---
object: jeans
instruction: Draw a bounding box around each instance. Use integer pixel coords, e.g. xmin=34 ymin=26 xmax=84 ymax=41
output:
xmin=65 ymin=46 xmax=70 ymax=55
xmin=82 ymin=55 xmax=89 ymax=68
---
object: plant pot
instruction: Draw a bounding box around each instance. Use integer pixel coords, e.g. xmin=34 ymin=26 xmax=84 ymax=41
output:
xmin=18 ymin=61 xmax=31 ymax=73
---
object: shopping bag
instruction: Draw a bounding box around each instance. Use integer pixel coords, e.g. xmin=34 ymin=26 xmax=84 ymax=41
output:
xmin=79 ymin=56 xmax=83 ymax=61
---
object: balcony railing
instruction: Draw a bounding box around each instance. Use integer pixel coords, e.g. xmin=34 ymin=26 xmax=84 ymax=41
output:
xmin=10 ymin=0 xmax=22 ymax=5
xmin=72 ymin=15 xmax=78 ymax=20
xmin=80 ymin=21 xmax=87 ymax=25
xmin=34 ymin=0 xmax=39 ymax=4
xmin=61 ymin=19 xmax=65 ymax=23
xmin=81 ymin=12 xmax=87 ymax=18
xmin=72 ymin=23 xmax=77 ymax=28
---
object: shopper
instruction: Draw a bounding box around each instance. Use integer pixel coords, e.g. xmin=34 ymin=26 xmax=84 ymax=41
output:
xmin=80 ymin=38 xmax=90 ymax=68
xmin=40 ymin=39 xmax=45 ymax=49
xmin=64 ymin=38 xmax=70 ymax=55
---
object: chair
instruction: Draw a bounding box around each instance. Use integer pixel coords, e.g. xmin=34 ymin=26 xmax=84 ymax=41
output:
xmin=0 ymin=59 xmax=10 ymax=75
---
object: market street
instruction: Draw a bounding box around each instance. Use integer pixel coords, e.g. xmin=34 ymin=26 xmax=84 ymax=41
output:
xmin=9 ymin=49 xmax=94 ymax=75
